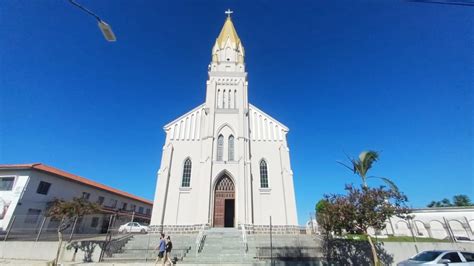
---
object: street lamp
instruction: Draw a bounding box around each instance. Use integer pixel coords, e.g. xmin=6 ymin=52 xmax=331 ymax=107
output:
xmin=407 ymin=0 xmax=474 ymax=6
xmin=68 ymin=0 xmax=116 ymax=42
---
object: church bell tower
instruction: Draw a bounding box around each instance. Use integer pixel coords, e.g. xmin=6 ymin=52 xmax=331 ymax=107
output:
xmin=201 ymin=10 xmax=253 ymax=227
xmin=205 ymin=10 xmax=248 ymax=114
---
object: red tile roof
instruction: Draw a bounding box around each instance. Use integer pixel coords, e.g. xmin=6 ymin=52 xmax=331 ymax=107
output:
xmin=0 ymin=163 xmax=153 ymax=206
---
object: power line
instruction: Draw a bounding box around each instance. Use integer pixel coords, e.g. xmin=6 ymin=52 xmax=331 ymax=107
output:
xmin=407 ymin=0 xmax=474 ymax=7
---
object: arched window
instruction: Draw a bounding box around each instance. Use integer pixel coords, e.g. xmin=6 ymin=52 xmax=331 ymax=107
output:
xmin=228 ymin=135 xmax=234 ymax=161
xmin=225 ymin=47 xmax=232 ymax=61
xmin=182 ymin=158 xmax=192 ymax=187
xmin=260 ymin=160 xmax=269 ymax=188
xmin=217 ymin=135 xmax=224 ymax=161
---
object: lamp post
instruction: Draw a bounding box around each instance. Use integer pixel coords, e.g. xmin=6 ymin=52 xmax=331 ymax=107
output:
xmin=68 ymin=0 xmax=116 ymax=42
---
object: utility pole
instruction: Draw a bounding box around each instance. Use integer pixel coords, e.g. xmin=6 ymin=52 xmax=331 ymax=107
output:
xmin=408 ymin=0 xmax=474 ymax=7
xmin=270 ymin=216 xmax=273 ymax=266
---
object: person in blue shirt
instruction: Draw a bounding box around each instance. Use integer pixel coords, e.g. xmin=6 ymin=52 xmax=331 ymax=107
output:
xmin=154 ymin=233 xmax=166 ymax=264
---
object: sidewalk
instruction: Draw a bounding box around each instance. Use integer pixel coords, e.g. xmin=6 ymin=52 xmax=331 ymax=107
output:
xmin=0 ymin=258 xmax=52 ymax=266
xmin=0 ymin=259 xmax=177 ymax=266
xmin=0 ymin=260 xmax=264 ymax=266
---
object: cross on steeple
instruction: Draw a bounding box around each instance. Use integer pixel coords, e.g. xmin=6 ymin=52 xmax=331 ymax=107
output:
xmin=225 ymin=9 xmax=233 ymax=18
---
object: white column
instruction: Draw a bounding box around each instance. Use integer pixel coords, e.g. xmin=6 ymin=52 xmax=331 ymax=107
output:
xmin=223 ymin=89 xmax=226 ymax=108
xmin=185 ymin=117 xmax=190 ymax=140
xmin=196 ymin=111 xmax=201 ymax=140
xmin=191 ymin=113 xmax=196 ymax=140
xmin=180 ymin=120 xmax=185 ymax=140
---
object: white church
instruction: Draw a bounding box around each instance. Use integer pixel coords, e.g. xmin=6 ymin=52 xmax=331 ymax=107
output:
xmin=151 ymin=12 xmax=298 ymax=233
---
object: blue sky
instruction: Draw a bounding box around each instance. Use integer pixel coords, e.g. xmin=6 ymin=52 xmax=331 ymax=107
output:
xmin=0 ymin=0 xmax=472 ymax=225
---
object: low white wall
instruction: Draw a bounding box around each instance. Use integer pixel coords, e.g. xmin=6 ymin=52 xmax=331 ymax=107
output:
xmin=321 ymin=237 xmax=474 ymax=265
xmin=384 ymin=242 xmax=474 ymax=264
xmin=0 ymin=241 xmax=57 ymax=261
xmin=1 ymin=239 xmax=473 ymax=265
xmin=0 ymin=241 xmax=102 ymax=263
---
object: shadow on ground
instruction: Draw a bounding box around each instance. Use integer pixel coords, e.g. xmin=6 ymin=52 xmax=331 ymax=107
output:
xmin=322 ymin=238 xmax=393 ymax=265
xmin=257 ymin=246 xmax=323 ymax=266
xmin=67 ymin=240 xmax=100 ymax=262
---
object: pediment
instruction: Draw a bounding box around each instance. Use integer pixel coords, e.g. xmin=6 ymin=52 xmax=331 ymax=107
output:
xmin=163 ymin=103 xmax=289 ymax=142
xmin=165 ymin=104 xmax=205 ymax=141
xmin=249 ymin=104 xmax=288 ymax=142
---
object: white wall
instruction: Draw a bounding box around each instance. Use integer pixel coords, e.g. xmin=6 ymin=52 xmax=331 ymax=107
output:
xmin=312 ymin=207 xmax=474 ymax=241
xmin=151 ymin=93 xmax=299 ymax=227
xmin=0 ymin=241 xmax=102 ymax=263
xmin=0 ymin=169 xmax=152 ymax=233
xmin=384 ymin=208 xmax=474 ymax=240
xmin=384 ymin=242 xmax=474 ymax=264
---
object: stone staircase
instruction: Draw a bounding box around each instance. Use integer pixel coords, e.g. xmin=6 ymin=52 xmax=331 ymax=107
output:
xmin=103 ymin=233 xmax=196 ymax=263
xmin=104 ymin=228 xmax=323 ymax=265
xmin=184 ymin=227 xmax=258 ymax=264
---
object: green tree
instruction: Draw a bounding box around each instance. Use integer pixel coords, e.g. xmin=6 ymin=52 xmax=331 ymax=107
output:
xmin=316 ymin=197 xmax=353 ymax=236
xmin=441 ymin=198 xmax=452 ymax=207
xmin=47 ymin=198 xmax=100 ymax=265
xmin=335 ymin=150 xmax=405 ymax=265
xmin=316 ymin=196 xmax=356 ymax=263
xmin=322 ymin=185 xmax=410 ymax=266
xmin=338 ymin=150 xmax=398 ymax=191
xmin=315 ymin=199 xmax=332 ymax=236
xmin=427 ymin=194 xmax=473 ymax=207
xmin=347 ymin=185 xmax=409 ymax=266
xmin=453 ymin=195 xmax=472 ymax=206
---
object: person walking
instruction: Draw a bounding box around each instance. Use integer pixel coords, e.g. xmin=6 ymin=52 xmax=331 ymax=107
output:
xmin=163 ymin=236 xmax=173 ymax=265
xmin=154 ymin=233 xmax=166 ymax=265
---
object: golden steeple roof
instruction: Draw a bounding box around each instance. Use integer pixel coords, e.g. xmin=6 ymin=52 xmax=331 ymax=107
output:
xmin=215 ymin=16 xmax=241 ymax=49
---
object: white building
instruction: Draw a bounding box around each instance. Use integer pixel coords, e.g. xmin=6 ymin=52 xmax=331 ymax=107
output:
xmin=380 ymin=207 xmax=474 ymax=240
xmin=151 ymin=13 xmax=298 ymax=233
xmin=0 ymin=163 xmax=153 ymax=234
xmin=309 ymin=207 xmax=474 ymax=240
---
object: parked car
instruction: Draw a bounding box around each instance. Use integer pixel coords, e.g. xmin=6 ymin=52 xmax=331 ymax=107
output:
xmin=397 ymin=250 xmax=474 ymax=265
xmin=118 ymin=222 xmax=150 ymax=233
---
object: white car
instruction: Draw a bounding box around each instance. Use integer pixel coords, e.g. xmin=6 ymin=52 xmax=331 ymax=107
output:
xmin=397 ymin=250 xmax=474 ymax=265
xmin=118 ymin=222 xmax=150 ymax=234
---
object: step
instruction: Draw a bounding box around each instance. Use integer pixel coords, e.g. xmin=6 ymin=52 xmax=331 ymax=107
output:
xmin=104 ymin=258 xmax=323 ymax=265
xmin=184 ymin=257 xmax=258 ymax=261
xmin=109 ymin=229 xmax=322 ymax=264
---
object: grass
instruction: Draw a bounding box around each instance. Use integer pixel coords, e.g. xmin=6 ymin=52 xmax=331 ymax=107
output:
xmin=344 ymin=234 xmax=450 ymax=243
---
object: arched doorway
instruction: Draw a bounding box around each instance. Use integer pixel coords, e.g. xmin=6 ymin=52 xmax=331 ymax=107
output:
xmin=213 ymin=175 xmax=235 ymax=227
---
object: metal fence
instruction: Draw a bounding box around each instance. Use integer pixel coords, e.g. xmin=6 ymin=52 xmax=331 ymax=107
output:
xmin=1 ymin=211 xmax=150 ymax=242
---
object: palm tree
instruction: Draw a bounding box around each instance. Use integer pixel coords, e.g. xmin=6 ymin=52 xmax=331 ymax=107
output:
xmin=338 ymin=150 xmax=398 ymax=191
xmin=338 ymin=150 xmax=400 ymax=266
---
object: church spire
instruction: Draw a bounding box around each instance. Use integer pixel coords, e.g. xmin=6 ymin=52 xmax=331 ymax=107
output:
xmin=216 ymin=10 xmax=241 ymax=49
xmin=212 ymin=9 xmax=245 ymax=64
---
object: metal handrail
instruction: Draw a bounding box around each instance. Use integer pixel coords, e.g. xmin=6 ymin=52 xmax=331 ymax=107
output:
xmin=195 ymin=224 xmax=206 ymax=256
xmin=241 ymin=224 xmax=248 ymax=254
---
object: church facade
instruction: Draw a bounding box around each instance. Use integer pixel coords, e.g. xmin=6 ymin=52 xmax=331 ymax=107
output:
xmin=151 ymin=13 xmax=298 ymax=233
